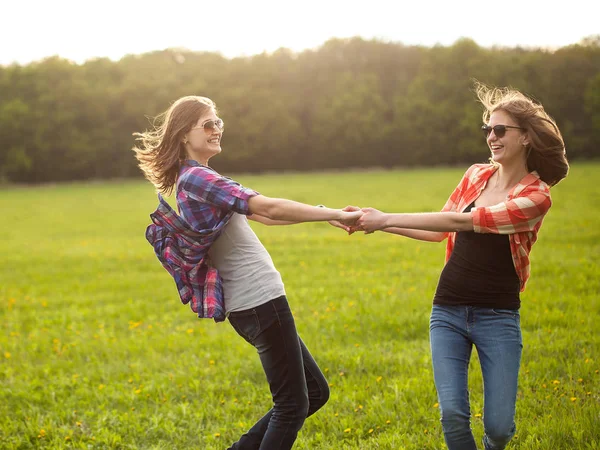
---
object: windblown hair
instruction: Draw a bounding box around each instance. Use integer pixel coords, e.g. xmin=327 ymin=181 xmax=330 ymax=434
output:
xmin=474 ymin=81 xmax=569 ymax=186
xmin=132 ymin=96 xmax=216 ymax=195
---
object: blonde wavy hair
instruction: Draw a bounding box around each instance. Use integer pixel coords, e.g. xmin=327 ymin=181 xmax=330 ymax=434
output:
xmin=132 ymin=96 xmax=216 ymax=195
xmin=474 ymin=81 xmax=569 ymax=186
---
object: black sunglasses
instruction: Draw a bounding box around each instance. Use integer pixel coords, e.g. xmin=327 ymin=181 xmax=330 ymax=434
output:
xmin=481 ymin=124 xmax=526 ymax=138
xmin=192 ymin=118 xmax=224 ymax=133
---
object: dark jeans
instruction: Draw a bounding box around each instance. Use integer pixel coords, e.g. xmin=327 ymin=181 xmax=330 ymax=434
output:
xmin=227 ymin=296 xmax=330 ymax=450
xmin=430 ymin=305 xmax=522 ymax=450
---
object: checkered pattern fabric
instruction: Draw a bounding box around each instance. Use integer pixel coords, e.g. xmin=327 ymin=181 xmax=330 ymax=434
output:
xmin=146 ymin=160 xmax=258 ymax=321
xmin=441 ymin=164 xmax=552 ymax=292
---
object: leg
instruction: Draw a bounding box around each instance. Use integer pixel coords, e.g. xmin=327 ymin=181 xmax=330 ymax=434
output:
xmin=430 ymin=305 xmax=478 ymax=450
xmin=299 ymin=337 xmax=330 ymax=417
xmin=472 ymin=308 xmax=522 ymax=450
xmin=227 ymin=296 xmax=322 ymax=450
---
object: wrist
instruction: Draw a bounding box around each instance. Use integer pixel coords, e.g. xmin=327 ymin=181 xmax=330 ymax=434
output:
xmin=382 ymin=213 xmax=392 ymax=229
xmin=316 ymin=204 xmax=342 ymax=220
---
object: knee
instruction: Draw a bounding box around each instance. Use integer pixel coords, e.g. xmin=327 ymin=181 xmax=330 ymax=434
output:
xmin=321 ymin=383 xmax=330 ymax=405
xmin=274 ymin=392 xmax=310 ymax=428
xmin=290 ymin=395 xmax=310 ymax=430
xmin=439 ymin=403 xmax=471 ymax=431
xmin=297 ymin=393 xmax=310 ymax=418
xmin=310 ymin=383 xmax=330 ymax=414
xmin=484 ymin=422 xmax=515 ymax=447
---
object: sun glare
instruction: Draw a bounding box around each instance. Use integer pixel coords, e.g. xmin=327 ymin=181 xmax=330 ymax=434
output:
xmin=1 ymin=0 xmax=597 ymax=65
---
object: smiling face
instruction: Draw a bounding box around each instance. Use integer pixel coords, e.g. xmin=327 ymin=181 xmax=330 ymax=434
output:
xmin=486 ymin=109 xmax=529 ymax=167
xmin=184 ymin=109 xmax=223 ymax=164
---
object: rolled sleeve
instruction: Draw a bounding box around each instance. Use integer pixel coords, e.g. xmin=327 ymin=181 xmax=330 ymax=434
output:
xmin=472 ymin=191 xmax=551 ymax=234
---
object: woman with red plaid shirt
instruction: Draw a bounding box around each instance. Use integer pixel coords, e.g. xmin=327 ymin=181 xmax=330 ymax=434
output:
xmin=134 ymin=96 xmax=362 ymax=450
xmin=352 ymin=83 xmax=569 ymax=450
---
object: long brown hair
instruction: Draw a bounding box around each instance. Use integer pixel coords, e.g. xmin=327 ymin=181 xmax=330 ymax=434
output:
xmin=474 ymin=81 xmax=569 ymax=186
xmin=132 ymin=96 xmax=216 ymax=195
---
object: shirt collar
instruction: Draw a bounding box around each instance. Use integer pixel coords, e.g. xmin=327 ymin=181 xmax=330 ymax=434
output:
xmin=477 ymin=165 xmax=543 ymax=200
xmin=184 ymin=159 xmax=209 ymax=168
xmin=483 ymin=165 xmax=541 ymax=187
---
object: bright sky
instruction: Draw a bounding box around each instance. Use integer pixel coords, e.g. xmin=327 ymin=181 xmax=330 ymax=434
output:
xmin=2 ymin=0 xmax=598 ymax=65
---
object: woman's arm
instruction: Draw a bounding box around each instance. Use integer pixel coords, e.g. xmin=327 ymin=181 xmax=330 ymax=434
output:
xmin=247 ymin=195 xmax=362 ymax=224
xmin=381 ymin=227 xmax=448 ymax=242
xmin=358 ymin=208 xmax=473 ymax=233
xmin=247 ymin=214 xmax=300 ymax=226
xmin=328 ymin=205 xmax=447 ymax=238
xmin=360 ymin=187 xmax=551 ymax=236
xmin=329 ymin=216 xmax=448 ymax=241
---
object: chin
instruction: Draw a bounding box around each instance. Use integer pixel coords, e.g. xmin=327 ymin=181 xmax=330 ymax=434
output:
xmin=490 ymin=153 xmax=503 ymax=164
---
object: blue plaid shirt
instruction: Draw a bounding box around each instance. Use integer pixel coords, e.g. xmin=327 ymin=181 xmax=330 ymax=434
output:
xmin=146 ymin=160 xmax=258 ymax=321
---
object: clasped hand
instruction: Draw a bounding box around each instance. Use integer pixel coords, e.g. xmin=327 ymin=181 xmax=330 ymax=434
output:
xmin=329 ymin=206 xmax=387 ymax=234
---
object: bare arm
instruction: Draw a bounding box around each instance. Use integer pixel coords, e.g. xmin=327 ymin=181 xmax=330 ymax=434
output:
xmin=382 ymin=227 xmax=448 ymax=242
xmin=358 ymin=208 xmax=473 ymax=233
xmin=329 ymin=206 xmax=454 ymax=239
xmin=247 ymin=214 xmax=300 ymax=226
xmin=247 ymin=195 xmax=362 ymax=224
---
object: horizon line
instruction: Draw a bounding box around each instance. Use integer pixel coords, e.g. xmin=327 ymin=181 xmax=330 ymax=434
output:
xmin=2 ymin=34 xmax=598 ymax=68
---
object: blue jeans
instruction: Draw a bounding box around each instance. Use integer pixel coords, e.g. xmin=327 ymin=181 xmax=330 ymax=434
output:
xmin=227 ymin=296 xmax=330 ymax=450
xmin=430 ymin=305 xmax=522 ymax=450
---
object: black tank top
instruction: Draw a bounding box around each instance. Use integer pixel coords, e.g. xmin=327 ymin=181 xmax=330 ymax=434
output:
xmin=433 ymin=201 xmax=520 ymax=309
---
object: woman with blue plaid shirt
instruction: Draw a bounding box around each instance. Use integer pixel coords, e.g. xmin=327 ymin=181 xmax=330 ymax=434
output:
xmin=133 ymin=95 xmax=362 ymax=450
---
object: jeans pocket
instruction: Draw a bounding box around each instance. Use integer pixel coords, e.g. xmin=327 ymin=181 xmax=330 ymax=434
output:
xmin=229 ymin=310 xmax=261 ymax=344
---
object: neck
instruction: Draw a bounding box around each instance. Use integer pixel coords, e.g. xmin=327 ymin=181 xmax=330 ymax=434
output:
xmin=186 ymin=153 xmax=210 ymax=166
xmin=494 ymin=161 xmax=529 ymax=190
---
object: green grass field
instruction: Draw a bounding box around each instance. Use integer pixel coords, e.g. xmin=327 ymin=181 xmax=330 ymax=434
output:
xmin=1 ymin=163 xmax=599 ymax=449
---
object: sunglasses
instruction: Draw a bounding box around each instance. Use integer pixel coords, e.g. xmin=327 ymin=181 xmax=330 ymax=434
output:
xmin=191 ymin=118 xmax=224 ymax=133
xmin=481 ymin=124 xmax=526 ymax=138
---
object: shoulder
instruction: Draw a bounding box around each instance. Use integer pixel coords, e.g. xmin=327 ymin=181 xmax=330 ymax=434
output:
xmin=510 ymin=173 xmax=552 ymax=215
xmin=530 ymin=171 xmax=551 ymax=193
xmin=180 ymin=164 xmax=218 ymax=181
xmin=466 ymin=163 xmax=494 ymax=178
xmin=178 ymin=165 xmax=222 ymax=189
xmin=516 ymin=172 xmax=552 ymax=198
xmin=458 ymin=163 xmax=495 ymax=185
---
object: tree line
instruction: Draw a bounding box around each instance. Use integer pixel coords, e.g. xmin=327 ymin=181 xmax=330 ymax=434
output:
xmin=1 ymin=36 xmax=599 ymax=183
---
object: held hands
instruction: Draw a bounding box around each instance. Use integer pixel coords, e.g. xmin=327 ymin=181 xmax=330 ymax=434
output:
xmin=357 ymin=207 xmax=388 ymax=233
xmin=328 ymin=206 xmax=387 ymax=234
xmin=328 ymin=206 xmax=362 ymax=233
xmin=336 ymin=207 xmax=364 ymax=231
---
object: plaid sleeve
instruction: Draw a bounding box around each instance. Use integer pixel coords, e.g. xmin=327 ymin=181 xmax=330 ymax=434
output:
xmin=471 ymin=188 xmax=552 ymax=234
xmin=179 ymin=167 xmax=259 ymax=215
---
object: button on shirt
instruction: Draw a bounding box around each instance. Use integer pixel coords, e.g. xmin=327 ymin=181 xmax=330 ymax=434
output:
xmin=146 ymin=160 xmax=258 ymax=322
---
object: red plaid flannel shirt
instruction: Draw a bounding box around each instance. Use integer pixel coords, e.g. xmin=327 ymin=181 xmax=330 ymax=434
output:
xmin=441 ymin=164 xmax=552 ymax=292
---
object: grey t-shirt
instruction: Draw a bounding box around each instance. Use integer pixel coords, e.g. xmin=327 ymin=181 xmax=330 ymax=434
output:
xmin=208 ymin=213 xmax=286 ymax=313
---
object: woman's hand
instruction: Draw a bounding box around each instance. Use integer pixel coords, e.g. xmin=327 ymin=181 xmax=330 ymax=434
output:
xmin=339 ymin=209 xmax=363 ymax=226
xmin=357 ymin=207 xmax=388 ymax=233
xmin=328 ymin=205 xmax=363 ymax=233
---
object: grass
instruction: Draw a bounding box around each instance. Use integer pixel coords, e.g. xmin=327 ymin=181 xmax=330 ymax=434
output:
xmin=0 ymin=162 xmax=598 ymax=449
